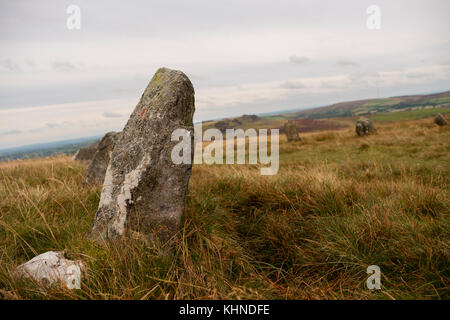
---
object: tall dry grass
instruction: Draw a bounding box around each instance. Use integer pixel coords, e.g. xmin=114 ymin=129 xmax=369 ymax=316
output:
xmin=0 ymin=118 xmax=448 ymax=299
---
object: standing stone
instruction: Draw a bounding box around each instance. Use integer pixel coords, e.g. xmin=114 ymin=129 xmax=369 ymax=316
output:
xmin=284 ymin=120 xmax=300 ymax=142
xmin=355 ymin=118 xmax=375 ymax=136
xmin=84 ymin=131 xmax=119 ymax=185
xmin=89 ymin=68 xmax=195 ymax=245
xmin=72 ymin=141 xmax=99 ymax=163
xmin=434 ymin=113 xmax=448 ymax=126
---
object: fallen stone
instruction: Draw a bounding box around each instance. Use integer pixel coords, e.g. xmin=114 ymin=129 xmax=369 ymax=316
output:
xmin=355 ymin=118 xmax=375 ymax=136
xmin=89 ymin=67 xmax=195 ymax=245
xmin=72 ymin=141 xmax=99 ymax=163
xmin=84 ymin=131 xmax=119 ymax=185
xmin=13 ymin=251 xmax=83 ymax=289
xmin=434 ymin=113 xmax=448 ymax=126
xmin=284 ymin=120 xmax=301 ymax=142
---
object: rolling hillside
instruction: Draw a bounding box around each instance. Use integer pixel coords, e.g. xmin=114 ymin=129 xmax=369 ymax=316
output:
xmin=280 ymin=90 xmax=450 ymax=119
xmin=201 ymin=91 xmax=450 ymax=134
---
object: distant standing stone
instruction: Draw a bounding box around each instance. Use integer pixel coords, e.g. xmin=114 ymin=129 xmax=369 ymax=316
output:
xmin=89 ymin=68 xmax=195 ymax=245
xmin=84 ymin=131 xmax=118 ymax=185
xmin=434 ymin=113 xmax=448 ymax=126
xmin=284 ymin=120 xmax=301 ymax=142
xmin=355 ymin=118 xmax=375 ymax=136
xmin=72 ymin=141 xmax=99 ymax=163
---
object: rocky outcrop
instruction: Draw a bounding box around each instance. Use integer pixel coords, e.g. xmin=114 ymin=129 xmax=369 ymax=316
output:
xmin=89 ymin=68 xmax=195 ymax=246
xmin=284 ymin=120 xmax=300 ymax=142
xmin=84 ymin=131 xmax=119 ymax=185
xmin=355 ymin=118 xmax=375 ymax=136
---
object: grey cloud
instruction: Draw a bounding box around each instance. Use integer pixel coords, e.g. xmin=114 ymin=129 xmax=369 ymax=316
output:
xmin=406 ymin=72 xmax=431 ymax=79
xmin=46 ymin=123 xmax=60 ymax=128
xmin=52 ymin=61 xmax=76 ymax=72
xmin=111 ymin=88 xmax=127 ymax=94
xmin=26 ymin=59 xmax=36 ymax=68
xmin=0 ymin=1 xmax=383 ymax=43
xmin=289 ymin=55 xmax=310 ymax=64
xmin=1 ymin=129 xmax=22 ymax=135
xmin=0 ymin=58 xmax=21 ymax=72
xmin=348 ymin=72 xmax=380 ymax=82
xmin=320 ymin=81 xmax=338 ymax=89
xmin=280 ymin=81 xmax=306 ymax=89
xmin=103 ymin=111 xmax=123 ymax=118
xmin=337 ymin=60 xmax=359 ymax=67
xmin=46 ymin=121 xmax=72 ymax=128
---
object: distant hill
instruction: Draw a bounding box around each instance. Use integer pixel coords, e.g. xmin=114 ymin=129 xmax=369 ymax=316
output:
xmin=200 ymin=90 xmax=450 ymax=136
xmin=278 ymin=90 xmax=450 ymax=119
xmin=0 ymin=136 xmax=101 ymax=162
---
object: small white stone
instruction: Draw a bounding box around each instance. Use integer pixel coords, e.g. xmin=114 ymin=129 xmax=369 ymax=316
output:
xmin=13 ymin=251 xmax=83 ymax=289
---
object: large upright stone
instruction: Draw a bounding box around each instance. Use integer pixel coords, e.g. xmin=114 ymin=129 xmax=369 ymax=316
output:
xmin=434 ymin=113 xmax=447 ymax=126
xmin=284 ymin=120 xmax=300 ymax=142
xmin=89 ymin=68 xmax=195 ymax=245
xmin=355 ymin=118 xmax=375 ymax=136
xmin=84 ymin=131 xmax=118 ymax=185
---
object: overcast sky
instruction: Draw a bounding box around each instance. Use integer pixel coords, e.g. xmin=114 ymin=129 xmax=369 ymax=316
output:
xmin=0 ymin=0 xmax=449 ymax=149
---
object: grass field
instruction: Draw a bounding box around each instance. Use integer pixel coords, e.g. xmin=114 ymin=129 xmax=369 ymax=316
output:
xmin=0 ymin=117 xmax=449 ymax=299
xmin=371 ymin=107 xmax=450 ymax=122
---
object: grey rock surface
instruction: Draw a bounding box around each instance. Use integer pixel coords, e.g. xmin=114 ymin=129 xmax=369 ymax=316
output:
xmin=355 ymin=118 xmax=375 ymax=136
xmin=89 ymin=68 xmax=195 ymax=245
xmin=13 ymin=251 xmax=83 ymax=289
xmin=84 ymin=131 xmax=119 ymax=185
xmin=434 ymin=113 xmax=448 ymax=126
xmin=72 ymin=141 xmax=99 ymax=163
xmin=284 ymin=120 xmax=300 ymax=142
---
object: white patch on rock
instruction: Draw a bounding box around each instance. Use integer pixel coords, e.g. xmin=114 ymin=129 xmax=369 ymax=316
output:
xmin=13 ymin=251 xmax=83 ymax=289
xmin=98 ymin=155 xmax=114 ymax=207
xmin=111 ymin=154 xmax=152 ymax=235
xmin=71 ymin=150 xmax=80 ymax=161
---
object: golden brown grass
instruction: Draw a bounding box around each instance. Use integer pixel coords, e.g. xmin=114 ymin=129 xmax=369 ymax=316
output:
xmin=0 ymin=118 xmax=448 ymax=299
